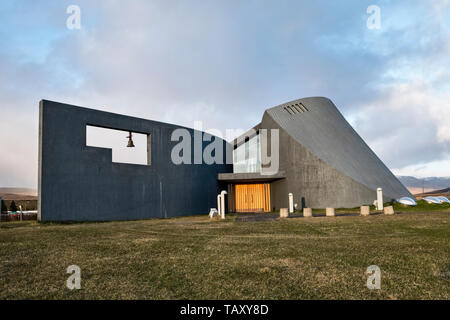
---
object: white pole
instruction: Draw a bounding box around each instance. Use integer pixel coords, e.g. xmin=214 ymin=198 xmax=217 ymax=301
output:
xmin=217 ymin=194 xmax=222 ymax=216
xmin=220 ymin=191 xmax=227 ymax=219
xmin=377 ymin=188 xmax=383 ymax=211
xmin=19 ymin=205 xmax=23 ymax=221
xmin=288 ymin=193 xmax=294 ymax=213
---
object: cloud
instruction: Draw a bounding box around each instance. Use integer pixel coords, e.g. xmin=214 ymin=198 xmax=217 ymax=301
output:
xmin=392 ymin=159 xmax=450 ymax=178
xmin=349 ymin=81 xmax=450 ymax=169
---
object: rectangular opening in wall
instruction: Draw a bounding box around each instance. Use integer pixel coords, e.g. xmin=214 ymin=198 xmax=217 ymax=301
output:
xmin=86 ymin=125 xmax=151 ymax=165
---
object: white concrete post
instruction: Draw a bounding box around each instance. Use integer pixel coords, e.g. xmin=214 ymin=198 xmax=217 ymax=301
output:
xmin=377 ymin=188 xmax=383 ymax=211
xmin=220 ymin=191 xmax=227 ymax=219
xmin=288 ymin=193 xmax=294 ymax=213
xmin=19 ymin=205 xmax=23 ymax=221
xmin=217 ymin=194 xmax=222 ymax=216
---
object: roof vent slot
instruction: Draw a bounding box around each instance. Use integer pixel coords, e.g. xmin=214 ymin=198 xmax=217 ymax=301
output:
xmin=292 ymin=104 xmax=302 ymax=113
xmin=287 ymin=106 xmax=296 ymax=114
xmin=284 ymin=106 xmax=294 ymax=115
xmin=299 ymin=103 xmax=309 ymax=112
xmin=284 ymin=102 xmax=309 ymax=115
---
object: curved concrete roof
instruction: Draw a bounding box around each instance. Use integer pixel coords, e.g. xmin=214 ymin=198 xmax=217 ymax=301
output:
xmin=265 ymin=97 xmax=412 ymax=199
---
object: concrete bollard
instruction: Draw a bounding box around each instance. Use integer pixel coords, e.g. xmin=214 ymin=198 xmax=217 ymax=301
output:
xmin=288 ymin=193 xmax=294 ymax=213
xmin=360 ymin=206 xmax=370 ymax=216
xmin=376 ymin=188 xmax=383 ymax=211
xmin=220 ymin=190 xmax=227 ymax=219
xmin=280 ymin=208 xmax=289 ymax=218
xmin=384 ymin=206 xmax=395 ymax=215
xmin=217 ymin=194 xmax=222 ymax=216
xmin=326 ymin=208 xmax=335 ymax=217
xmin=303 ymin=208 xmax=312 ymax=217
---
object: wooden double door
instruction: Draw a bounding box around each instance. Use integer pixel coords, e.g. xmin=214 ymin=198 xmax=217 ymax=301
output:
xmin=233 ymin=183 xmax=271 ymax=213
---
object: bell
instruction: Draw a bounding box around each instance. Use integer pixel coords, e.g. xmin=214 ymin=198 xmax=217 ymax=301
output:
xmin=126 ymin=132 xmax=135 ymax=148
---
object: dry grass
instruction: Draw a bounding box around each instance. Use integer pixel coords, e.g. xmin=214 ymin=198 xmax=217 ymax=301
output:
xmin=0 ymin=212 xmax=449 ymax=300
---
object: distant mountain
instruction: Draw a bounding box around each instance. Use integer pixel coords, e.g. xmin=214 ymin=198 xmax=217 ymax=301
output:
xmin=396 ymin=176 xmax=450 ymax=194
xmin=0 ymin=188 xmax=37 ymax=197
xmin=412 ymin=187 xmax=450 ymax=199
xmin=421 ymin=187 xmax=450 ymax=195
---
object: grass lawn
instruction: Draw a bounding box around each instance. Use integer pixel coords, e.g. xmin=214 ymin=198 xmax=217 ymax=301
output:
xmin=0 ymin=210 xmax=449 ymax=300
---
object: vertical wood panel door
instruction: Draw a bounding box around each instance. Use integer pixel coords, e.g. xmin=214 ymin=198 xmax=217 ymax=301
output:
xmin=234 ymin=183 xmax=271 ymax=212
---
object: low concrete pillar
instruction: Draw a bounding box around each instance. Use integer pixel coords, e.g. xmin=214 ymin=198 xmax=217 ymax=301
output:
xmin=360 ymin=206 xmax=370 ymax=216
xmin=220 ymin=190 xmax=227 ymax=219
xmin=326 ymin=208 xmax=335 ymax=217
xmin=288 ymin=193 xmax=294 ymax=213
xmin=303 ymin=208 xmax=312 ymax=217
xmin=384 ymin=206 xmax=395 ymax=215
xmin=376 ymin=188 xmax=383 ymax=211
xmin=217 ymin=194 xmax=222 ymax=216
xmin=280 ymin=208 xmax=289 ymax=218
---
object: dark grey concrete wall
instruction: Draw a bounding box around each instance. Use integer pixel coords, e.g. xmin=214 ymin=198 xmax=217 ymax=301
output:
xmin=258 ymin=97 xmax=412 ymax=209
xmin=38 ymin=100 xmax=232 ymax=221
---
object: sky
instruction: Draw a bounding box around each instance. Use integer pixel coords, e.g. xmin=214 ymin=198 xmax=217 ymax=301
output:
xmin=0 ymin=0 xmax=449 ymax=188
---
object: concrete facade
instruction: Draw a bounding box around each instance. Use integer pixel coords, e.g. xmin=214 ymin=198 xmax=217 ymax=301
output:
xmin=227 ymin=97 xmax=412 ymax=210
xmin=38 ymin=100 xmax=232 ymax=221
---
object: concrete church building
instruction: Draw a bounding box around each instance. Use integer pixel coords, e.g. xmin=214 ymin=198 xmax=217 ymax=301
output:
xmin=38 ymin=97 xmax=412 ymax=221
xmin=221 ymin=97 xmax=412 ymax=212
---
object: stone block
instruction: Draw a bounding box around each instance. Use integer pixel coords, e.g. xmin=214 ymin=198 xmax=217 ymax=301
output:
xmin=384 ymin=206 xmax=395 ymax=215
xmin=303 ymin=208 xmax=312 ymax=217
xmin=360 ymin=206 xmax=370 ymax=216
xmin=280 ymin=208 xmax=289 ymax=218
